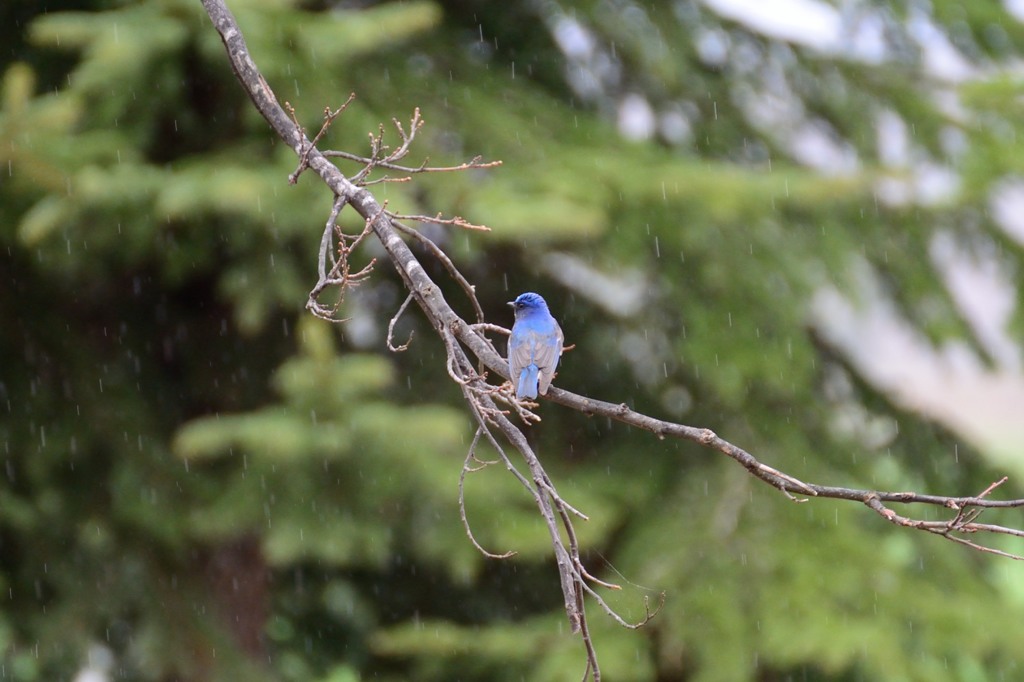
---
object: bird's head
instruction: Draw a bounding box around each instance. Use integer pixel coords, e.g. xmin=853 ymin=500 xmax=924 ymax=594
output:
xmin=509 ymin=292 xmax=549 ymax=317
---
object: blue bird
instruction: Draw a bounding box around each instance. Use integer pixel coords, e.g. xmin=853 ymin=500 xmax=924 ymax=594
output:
xmin=508 ymin=292 xmax=564 ymax=399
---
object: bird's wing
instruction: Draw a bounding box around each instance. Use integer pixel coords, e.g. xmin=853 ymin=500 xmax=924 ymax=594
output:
xmin=534 ymin=322 xmax=563 ymax=395
xmin=508 ymin=329 xmax=536 ymax=380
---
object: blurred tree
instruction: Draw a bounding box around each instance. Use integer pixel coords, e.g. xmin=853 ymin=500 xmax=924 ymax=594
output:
xmin=3 ymin=0 xmax=1024 ymax=680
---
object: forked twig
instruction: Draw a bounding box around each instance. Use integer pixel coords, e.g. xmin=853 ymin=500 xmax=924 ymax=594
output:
xmin=287 ymin=94 xmax=356 ymax=184
xmin=386 ymin=293 xmax=416 ymax=352
xmin=459 ymin=428 xmax=517 ymax=559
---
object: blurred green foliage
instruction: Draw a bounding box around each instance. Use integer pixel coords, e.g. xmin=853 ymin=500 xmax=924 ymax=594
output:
xmin=3 ymin=0 xmax=1024 ymax=680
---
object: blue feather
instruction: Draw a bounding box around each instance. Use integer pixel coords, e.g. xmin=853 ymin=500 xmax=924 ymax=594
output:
xmin=517 ymin=364 xmax=540 ymax=399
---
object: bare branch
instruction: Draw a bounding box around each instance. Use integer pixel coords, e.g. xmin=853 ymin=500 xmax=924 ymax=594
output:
xmin=203 ymin=0 xmax=598 ymax=669
xmin=470 ymin=322 xmax=511 ymax=337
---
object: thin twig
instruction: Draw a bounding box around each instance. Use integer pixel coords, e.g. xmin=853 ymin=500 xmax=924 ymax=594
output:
xmin=386 ymin=293 xmax=416 ymax=352
xmin=324 ymin=149 xmax=502 ymax=174
xmin=288 ymin=94 xmax=356 ymax=184
xmin=389 ymin=211 xmax=492 ymax=232
xmin=459 ymin=427 xmax=517 ymax=559
xmin=391 ymin=220 xmax=486 ymax=325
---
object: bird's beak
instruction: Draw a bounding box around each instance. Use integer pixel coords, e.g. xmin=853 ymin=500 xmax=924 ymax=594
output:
xmin=507 ymin=301 xmax=515 ymax=307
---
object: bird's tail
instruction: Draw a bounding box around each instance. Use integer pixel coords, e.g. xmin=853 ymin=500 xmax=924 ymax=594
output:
xmin=517 ymin=364 xmax=539 ymax=399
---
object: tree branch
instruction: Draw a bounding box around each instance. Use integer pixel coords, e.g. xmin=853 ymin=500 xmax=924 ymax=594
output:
xmin=200 ymin=1 xmax=1024 ymax=678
